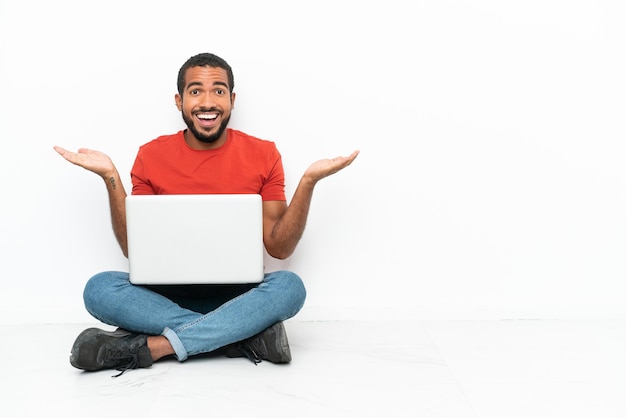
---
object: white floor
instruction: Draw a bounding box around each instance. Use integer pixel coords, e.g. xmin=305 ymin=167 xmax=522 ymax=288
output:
xmin=3 ymin=320 xmax=626 ymax=418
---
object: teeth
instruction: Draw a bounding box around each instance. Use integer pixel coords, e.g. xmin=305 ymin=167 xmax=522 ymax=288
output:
xmin=197 ymin=114 xmax=217 ymax=120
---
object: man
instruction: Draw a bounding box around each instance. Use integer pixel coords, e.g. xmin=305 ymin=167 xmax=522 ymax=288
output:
xmin=54 ymin=52 xmax=359 ymax=376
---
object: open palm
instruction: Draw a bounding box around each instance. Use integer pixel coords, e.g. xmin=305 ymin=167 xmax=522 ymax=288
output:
xmin=304 ymin=150 xmax=360 ymax=183
xmin=53 ymin=146 xmax=116 ymax=178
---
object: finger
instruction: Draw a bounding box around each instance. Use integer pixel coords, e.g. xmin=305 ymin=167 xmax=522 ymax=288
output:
xmin=333 ymin=150 xmax=359 ymax=163
xmin=53 ymin=145 xmax=68 ymax=155
xmin=53 ymin=146 xmax=75 ymax=161
xmin=335 ymin=153 xmax=357 ymax=167
xmin=345 ymin=150 xmax=359 ymax=162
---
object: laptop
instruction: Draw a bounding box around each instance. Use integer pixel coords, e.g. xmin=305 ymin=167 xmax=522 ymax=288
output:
xmin=125 ymin=194 xmax=265 ymax=285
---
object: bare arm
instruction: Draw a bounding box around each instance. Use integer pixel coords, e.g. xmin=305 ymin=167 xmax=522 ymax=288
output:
xmin=53 ymin=146 xmax=130 ymax=257
xmin=263 ymin=150 xmax=359 ymax=259
xmin=102 ymin=169 xmax=129 ymax=257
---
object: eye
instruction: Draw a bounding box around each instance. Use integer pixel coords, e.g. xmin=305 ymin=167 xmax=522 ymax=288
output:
xmin=190 ymin=89 xmax=200 ymax=95
xmin=215 ymin=88 xmax=225 ymax=95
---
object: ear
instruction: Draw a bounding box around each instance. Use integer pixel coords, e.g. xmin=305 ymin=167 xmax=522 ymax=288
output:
xmin=231 ymin=92 xmax=236 ymax=109
xmin=175 ymin=94 xmax=183 ymax=111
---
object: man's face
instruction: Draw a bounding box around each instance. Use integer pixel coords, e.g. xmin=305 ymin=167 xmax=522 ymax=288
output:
xmin=175 ymin=66 xmax=236 ymax=146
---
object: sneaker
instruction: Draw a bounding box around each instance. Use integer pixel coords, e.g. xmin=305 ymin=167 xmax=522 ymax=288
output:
xmin=225 ymin=321 xmax=292 ymax=364
xmin=70 ymin=327 xmax=153 ymax=376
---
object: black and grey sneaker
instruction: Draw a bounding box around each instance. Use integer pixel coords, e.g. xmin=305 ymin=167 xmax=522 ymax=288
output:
xmin=225 ymin=321 xmax=292 ymax=365
xmin=70 ymin=328 xmax=153 ymax=376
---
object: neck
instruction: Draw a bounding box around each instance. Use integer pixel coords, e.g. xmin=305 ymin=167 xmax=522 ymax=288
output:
xmin=184 ymin=129 xmax=229 ymax=150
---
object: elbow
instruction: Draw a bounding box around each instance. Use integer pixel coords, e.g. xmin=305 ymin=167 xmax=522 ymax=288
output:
xmin=266 ymin=246 xmax=294 ymax=260
xmin=121 ymin=243 xmax=129 ymax=259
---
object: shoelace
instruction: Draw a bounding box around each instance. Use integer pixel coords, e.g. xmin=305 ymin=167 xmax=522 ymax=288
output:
xmin=105 ymin=350 xmax=141 ymax=378
xmin=236 ymin=343 xmax=262 ymax=365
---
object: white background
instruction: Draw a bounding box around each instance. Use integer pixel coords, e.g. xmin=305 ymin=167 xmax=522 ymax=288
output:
xmin=1 ymin=0 xmax=625 ymax=323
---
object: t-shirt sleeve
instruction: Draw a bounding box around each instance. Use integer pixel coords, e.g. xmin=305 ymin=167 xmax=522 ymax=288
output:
xmin=261 ymin=146 xmax=287 ymax=201
xmin=130 ymin=150 xmax=155 ymax=195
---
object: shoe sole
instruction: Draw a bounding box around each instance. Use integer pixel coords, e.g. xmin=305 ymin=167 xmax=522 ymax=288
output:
xmin=70 ymin=328 xmax=133 ymax=371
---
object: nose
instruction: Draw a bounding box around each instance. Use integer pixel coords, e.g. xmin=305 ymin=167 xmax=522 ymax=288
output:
xmin=199 ymin=91 xmax=217 ymax=109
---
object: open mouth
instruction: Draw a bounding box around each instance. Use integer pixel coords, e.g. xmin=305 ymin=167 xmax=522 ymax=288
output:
xmin=196 ymin=112 xmax=219 ymax=128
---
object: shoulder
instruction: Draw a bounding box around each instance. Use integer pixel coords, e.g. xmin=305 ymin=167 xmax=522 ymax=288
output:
xmin=230 ymin=129 xmax=276 ymax=148
xmin=138 ymin=131 xmax=184 ymax=153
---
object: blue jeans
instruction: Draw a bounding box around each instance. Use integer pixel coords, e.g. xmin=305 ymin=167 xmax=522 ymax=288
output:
xmin=82 ymin=270 xmax=306 ymax=361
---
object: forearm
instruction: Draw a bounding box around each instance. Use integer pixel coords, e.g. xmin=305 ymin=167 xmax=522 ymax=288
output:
xmin=267 ymin=177 xmax=315 ymax=259
xmin=102 ymin=170 xmax=129 ymax=257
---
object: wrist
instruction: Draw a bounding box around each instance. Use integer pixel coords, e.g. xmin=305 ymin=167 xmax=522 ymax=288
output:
xmin=102 ymin=171 xmax=121 ymax=190
xmin=299 ymin=175 xmax=317 ymax=189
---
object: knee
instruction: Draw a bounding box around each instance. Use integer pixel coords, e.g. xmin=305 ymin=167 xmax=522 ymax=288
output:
xmin=271 ymin=270 xmax=306 ymax=311
xmin=83 ymin=271 xmax=129 ymax=311
xmin=289 ymin=272 xmax=307 ymax=307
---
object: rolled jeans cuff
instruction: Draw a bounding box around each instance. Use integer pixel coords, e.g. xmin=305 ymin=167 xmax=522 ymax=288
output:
xmin=162 ymin=327 xmax=188 ymax=361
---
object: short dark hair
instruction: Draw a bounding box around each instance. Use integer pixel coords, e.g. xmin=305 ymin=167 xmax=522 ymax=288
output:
xmin=177 ymin=53 xmax=235 ymax=95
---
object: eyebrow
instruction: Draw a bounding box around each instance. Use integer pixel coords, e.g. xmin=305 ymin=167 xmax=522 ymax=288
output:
xmin=186 ymin=81 xmax=230 ymax=91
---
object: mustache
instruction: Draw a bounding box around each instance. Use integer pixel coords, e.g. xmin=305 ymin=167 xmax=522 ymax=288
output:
xmin=194 ymin=107 xmax=221 ymax=113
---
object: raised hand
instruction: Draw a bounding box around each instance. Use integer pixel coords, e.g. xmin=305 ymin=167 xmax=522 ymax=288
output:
xmin=303 ymin=150 xmax=360 ymax=184
xmin=53 ymin=146 xmax=117 ymax=178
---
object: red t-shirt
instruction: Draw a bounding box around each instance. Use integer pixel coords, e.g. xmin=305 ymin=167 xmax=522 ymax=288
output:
xmin=130 ymin=129 xmax=286 ymax=201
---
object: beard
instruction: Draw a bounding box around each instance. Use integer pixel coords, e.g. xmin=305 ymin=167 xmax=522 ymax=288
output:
xmin=182 ymin=111 xmax=231 ymax=144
